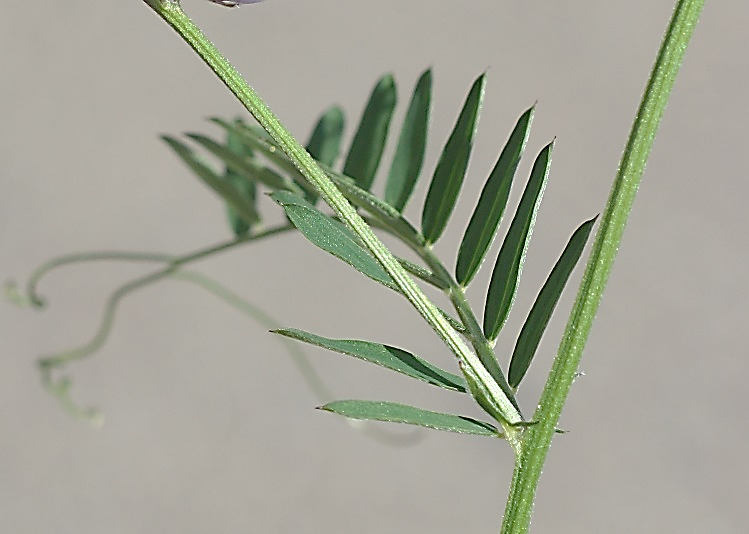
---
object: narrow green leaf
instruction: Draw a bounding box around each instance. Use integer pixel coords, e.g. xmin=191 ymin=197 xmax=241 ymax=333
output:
xmin=456 ymin=107 xmax=534 ymax=286
xmin=223 ymin=121 xmax=259 ymax=235
xmin=186 ymin=133 xmax=302 ymax=194
xmin=509 ymin=217 xmax=597 ymax=388
xmin=319 ymin=400 xmax=500 ymax=436
xmin=343 ymin=74 xmax=397 ymax=190
xmin=161 ymin=136 xmax=260 ymax=227
xmin=274 ymin=328 xmax=467 ymax=392
xmin=385 ymin=69 xmax=432 ymax=211
xmin=421 ymin=74 xmax=486 ymax=244
xmin=303 ymin=107 xmax=345 ymax=205
xmin=306 ymin=106 xmax=345 ymax=167
xmin=270 ymin=191 xmax=396 ymax=290
xmin=272 ymin=193 xmax=462 ymax=330
xmin=483 ymin=142 xmax=554 ymax=341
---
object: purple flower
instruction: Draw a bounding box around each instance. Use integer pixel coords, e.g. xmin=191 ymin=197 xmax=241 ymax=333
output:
xmin=207 ymin=0 xmax=265 ymax=7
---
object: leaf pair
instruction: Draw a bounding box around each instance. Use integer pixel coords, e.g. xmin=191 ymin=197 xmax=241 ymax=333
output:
xmin=274 ymin=329 xmax=501 ymax=437
xmin=345 ymin=70 xmax=433 ymax=213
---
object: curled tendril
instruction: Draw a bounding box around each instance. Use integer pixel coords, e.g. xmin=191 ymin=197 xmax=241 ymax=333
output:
xmin=13 ymin=232 xmax=422 ymax=445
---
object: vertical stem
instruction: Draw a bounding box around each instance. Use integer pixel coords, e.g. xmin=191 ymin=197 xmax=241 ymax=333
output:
xmin=500 ymin=0 xmax=704 ymax=532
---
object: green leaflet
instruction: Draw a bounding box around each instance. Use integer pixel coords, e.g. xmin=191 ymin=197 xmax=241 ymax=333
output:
xmin=270 ymin=191 xmax=453 ymax=297
xmin=483 ymin=142 xmax=553 ymax=342
xmin=509 ymin=217 xmax=597 ymax=388
xmin=421 ymin=74 xmax=485 ymax=244
xmin=270 ymin=190 xmax=396 ymax=289
xmin=343 ymin=74 xmax=397 ymax=191
xmin=273 ymin=328 xmax=467 ymax=391
xmin=161 ymin=136 xmax=261 ymax=228
xmin=385 ymin=69 xmax=432 ymax=212
xmin=319 ymin=400 xmax=500 ymax=437
xmin=224 ymin=120 xmax=260 ymax=235
xmin=306 ymin=106 xmax=345 ymax=168
xmin=304 ymin=107 xmax=345 ymax=204
xmin=456 ymin=107 xmax=534 ymax=287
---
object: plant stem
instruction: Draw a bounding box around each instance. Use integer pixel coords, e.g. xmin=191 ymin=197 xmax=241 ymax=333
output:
xmin=37 ymin=224 xmax=293 ymax=420
xmin=143 ymin=0 xmax=523 ymax=434
xmin=500 ymin=0 xmax=704 ymax=531
xmin=38 ymin=226 xmax=291 ymax=370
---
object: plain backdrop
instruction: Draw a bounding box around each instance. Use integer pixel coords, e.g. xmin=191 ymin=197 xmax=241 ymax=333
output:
xmin=2 ymin=2 xmax=747 ymax=533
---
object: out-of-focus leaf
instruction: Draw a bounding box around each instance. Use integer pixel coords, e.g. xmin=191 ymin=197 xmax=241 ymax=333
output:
xmin=306 ymin=106 xmax=345 ymax=167
xmin=343 ymin=74 xmax=397 ymax=190
xmin=304 ymin=107 xmax=345 ymax=204
xmin=385 ymin=69 xmax=432 ymax=211
xmin=211 ymin=118 xmax=415 ymax=236
xmin=319 ymin=400 xmax=500 ymax=436
xmin=455 ymin=107 xmax=534 ymax=286
xmin=223 ymin=120 xmax=259 ymax=235
xmin=210 ymin=118 xmax=307 ymax=186
xmin=185 ymin=133 xmax=302 ymax=194
xmin=274 ymin=328 xmax=467 ymax=391
xmin=483 ymin=142 xmax=554 ymax=341
xmin=421 ymin=74 xmax=485 ymax=244
xmin=270 ymin=191 xmax=396 ymax=290
xmin=161 ymin=136 xmax=259 ymax=227
xmin=509 ymin=217 xmax=597 ymax=388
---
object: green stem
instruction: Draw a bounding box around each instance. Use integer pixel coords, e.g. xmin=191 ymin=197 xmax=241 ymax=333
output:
xmin=38 ymin=225 xmax=291 ymax=370
xmin=144 ymin=0 xmax=523 ymax=434
xmin=23 ymin=251 xmax=182 ymax=307
xmin=38 ymin=225 xmax=293 ymax=419
xmin=500 ymin=0 xmax=704 ymax=531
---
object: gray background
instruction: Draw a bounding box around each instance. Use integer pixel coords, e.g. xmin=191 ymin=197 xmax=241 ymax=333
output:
xmin=2 ymin=1 xmax=747 ymax=532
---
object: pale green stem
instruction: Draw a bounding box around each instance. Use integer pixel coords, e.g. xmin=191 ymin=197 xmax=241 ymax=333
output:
xmin=38 ymin=225 xmax=293 ymax=420
xmin=170 ymin=270 xmax=336 ymax=402
xmin=38 ymin=226 xmax=291 ymax=371
xmin=143 ymin=0 xmax=523 ymax=437
xmin=500 ymin=0 xmax=705 ymax=531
